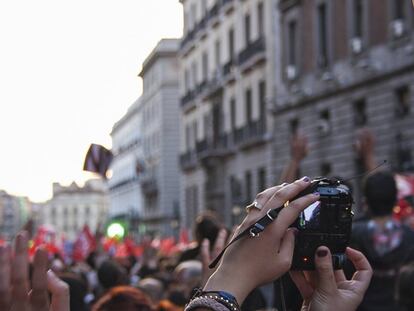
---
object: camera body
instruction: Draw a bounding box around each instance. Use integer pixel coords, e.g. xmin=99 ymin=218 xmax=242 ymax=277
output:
xmin=291 ymin=178 xmax=354 ymax=270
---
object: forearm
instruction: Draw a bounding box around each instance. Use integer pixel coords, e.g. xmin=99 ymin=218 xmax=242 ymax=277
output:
xmin=280 ymin=159 xmax=300 ymax=183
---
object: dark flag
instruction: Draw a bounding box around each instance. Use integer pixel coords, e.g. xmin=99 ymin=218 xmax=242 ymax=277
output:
xmin=83 ymin=144 xmax=113 ymax=178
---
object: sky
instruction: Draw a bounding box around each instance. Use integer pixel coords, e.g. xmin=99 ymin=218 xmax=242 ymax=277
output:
xmin=0 ymin=0 xmax=183 ymax=202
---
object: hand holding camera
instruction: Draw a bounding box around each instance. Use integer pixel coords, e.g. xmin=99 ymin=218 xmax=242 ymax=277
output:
xmin=199 ymin=177 xmax=372 ymax=311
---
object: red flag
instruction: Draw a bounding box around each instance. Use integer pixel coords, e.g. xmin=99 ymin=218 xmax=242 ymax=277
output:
xmin=72 ymin=225 xmax=96 ymax=262
xmin=30 ymin=225 xmax=62 ymax=260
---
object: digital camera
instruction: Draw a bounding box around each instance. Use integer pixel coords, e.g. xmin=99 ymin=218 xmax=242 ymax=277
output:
xmin=290 ymin=178 xmax=354 ymax=270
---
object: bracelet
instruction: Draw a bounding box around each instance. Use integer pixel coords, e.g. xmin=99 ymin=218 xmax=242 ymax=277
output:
xmin=185 ymin=289 xmax=240 ymax=311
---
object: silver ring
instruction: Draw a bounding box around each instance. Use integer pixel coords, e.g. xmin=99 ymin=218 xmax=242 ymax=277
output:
xmin=246 ymin=200 xmax=263 ymax=213
xmin=253 ymin=200 xmax=263 ymax=210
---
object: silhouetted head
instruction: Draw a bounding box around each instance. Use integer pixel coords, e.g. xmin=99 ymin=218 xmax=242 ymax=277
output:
xmin=363 ymin=171 xmax=397 ymax=217
xmin=97 ymin=260 xmax=128 ymax=290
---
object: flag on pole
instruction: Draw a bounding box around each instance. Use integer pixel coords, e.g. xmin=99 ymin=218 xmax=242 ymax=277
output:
xmin=72 ymin=225 xmax=96 ymax=262
xmin=83 ymin=144 xmax=113 ymax=178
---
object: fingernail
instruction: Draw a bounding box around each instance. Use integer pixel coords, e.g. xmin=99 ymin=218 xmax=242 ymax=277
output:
xmin=292 ymin=228 xmax=299 ymax=236
xmin=301 ymin=176 xmax=310 ymax=182
xmin=313 ymin=191 xmax=320 ymax=197
xmin=317 ymin=249 xmax=328 ymax=257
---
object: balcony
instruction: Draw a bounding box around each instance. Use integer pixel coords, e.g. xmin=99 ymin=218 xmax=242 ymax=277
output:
xmin=196 ymin=134 xmax=235 ymax=164
xmin=208 ymin=3 xmax=220 ymax=27
xmin=180 ymin=90 xmax=196 ymax=112
xmin=196 ymin=16 xmax=208 ymax=40
xmin=222 ymin=59 xmax=236 ymax=83
xmin=234 ymin=119 xmax=268 ymax=149
xmin=179 ymin=150 xmax=197 ymax=171
xmin=204 ymin=70 xmax=225 ymax=99
xmin=238 ymin=37 xmax=266 ymax=72
xmin=180 ymin=28 xmax=196 ymax=50
xmin=141 ymin=171 xmax=158 ymax=196
xmin=222 ymin=0 xmax=235 ymax=14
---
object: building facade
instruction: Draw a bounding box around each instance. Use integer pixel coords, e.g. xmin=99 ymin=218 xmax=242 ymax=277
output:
xmin=178 ymin=0 xmax=279 ymax=227
xmin=42 ymin=180 xmax=108 ymax=240
xmin=138 ymin=39 xmax=181 ymax=235
xmin=108 ymin=98 xmax=144 ymax=226
xmin=272 ymin=0 xmax=414 ymax=203
xmin=0 ymin=191 xmax=31 ymax=240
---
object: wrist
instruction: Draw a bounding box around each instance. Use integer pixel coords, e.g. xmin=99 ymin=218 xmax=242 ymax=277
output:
xmin=203 ymin=268 xmax=251 ymax=305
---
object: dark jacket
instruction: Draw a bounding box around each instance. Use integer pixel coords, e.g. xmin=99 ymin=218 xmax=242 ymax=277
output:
xmin=349 ymin=220 xmax=414 ymax=311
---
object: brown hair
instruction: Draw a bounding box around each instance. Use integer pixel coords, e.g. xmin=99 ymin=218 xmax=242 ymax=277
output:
xmin=92 ymin=286 xmax=155 ymax=311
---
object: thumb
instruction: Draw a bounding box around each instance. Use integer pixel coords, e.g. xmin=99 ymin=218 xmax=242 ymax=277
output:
xmin=314 ymin=246 xmax=337 ymax=294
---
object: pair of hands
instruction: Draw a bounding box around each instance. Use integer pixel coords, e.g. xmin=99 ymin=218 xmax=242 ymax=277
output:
xmin=0 ymin=232 xmax=70 ymax=311
xmin=202 ymin=178 xmax=372 ymax=311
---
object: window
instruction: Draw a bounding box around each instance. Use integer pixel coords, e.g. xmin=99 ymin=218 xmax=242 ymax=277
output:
xmin=353 ymin=99 xmax=367 ymax=126
xmin=193 ymin=121 xmax=198 ymax=146
xmin=259 ymin=81 xmax=266 ymax=120
xmin=245 ymin=13 xmax=251 ymax=46
xmin=191 ymin=4 xmax=197 ymax=29
xmin=202 ymin=1 xmax=207 ymax=16
xmin=354 ymin=0 xmax=364 ymax=38
xmin=228 ymin=28 xmax=235 ymax=60
xmin=288 ymin=21 xmax=297 ymax=66
xmin=202 ymin=52 xmax=209 ymax=82
xmin=258 ymin=167 xmax=267 ymax=192
xmin=184 ymin=69 xmax=190 ymax=92
xmin=317 ymin=3 xmax=328 ymax=67
xmin=258 ymin=2 xmax=264 ymax=37
xmin=290 ymin=118 xmax=299 ymax=134
xmin=245 ymin=171 xmax=252 ymax=203
xmin=230 ymin=98 xmax=236 ymax=131
xmin=318 ymin=109 xmax=331 ymax=136
xmin=394 ymin=0 xmax=404 ymax=21
xmin=215 ymin=40 xmax=221 ymax=68
xmin=245 ymin=89 xmax=253 ymax=124
xmin=185 ymin=125 xmax=191 ymax=150
xmin=395 ymin=86 xmax=410 ymax=118
xmin=192 ymin=61 xmax=198 ymax=88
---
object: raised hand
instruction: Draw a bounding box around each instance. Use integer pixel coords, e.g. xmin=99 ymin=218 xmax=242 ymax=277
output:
xmin=204 ymin=178 xmax=319 ymax=304
xmin=0 ymin=232 xmax=70 ymax=311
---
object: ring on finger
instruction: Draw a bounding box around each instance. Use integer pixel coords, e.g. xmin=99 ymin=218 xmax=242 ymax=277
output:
xmin=246 ymin=200 xmax=263 ymax=213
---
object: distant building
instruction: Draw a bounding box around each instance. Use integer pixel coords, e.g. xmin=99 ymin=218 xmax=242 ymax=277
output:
xmin=272 ymin=0 xmax=414 ymax=203
xmin=108 ymin=98 xmax=144 ymax=226
xmin=42 ymin=180 xmax=108 ymax=240
xmin=138 ymin=39 xmax=181 ymax=235
xmin=178 ymin=0 xmax=279 ymax=227
xmin=0 ymin=191 xmax=32 ymax=239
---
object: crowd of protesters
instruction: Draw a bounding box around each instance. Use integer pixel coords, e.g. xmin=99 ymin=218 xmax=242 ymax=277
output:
xmin=1 ymin=128 xmax=414 ymax=311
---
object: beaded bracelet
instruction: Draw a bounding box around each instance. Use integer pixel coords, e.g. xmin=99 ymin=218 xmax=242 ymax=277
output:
xmin=185 ymin=290 xmax=241 ymax=311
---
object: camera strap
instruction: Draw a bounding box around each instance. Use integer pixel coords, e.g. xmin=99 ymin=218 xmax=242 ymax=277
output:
xmin=209 ymin=205 xmax=284 ymax=269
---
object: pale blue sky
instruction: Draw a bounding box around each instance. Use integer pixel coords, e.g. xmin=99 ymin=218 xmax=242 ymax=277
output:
xmin=0 ymin=0 xmax=183 ymax=202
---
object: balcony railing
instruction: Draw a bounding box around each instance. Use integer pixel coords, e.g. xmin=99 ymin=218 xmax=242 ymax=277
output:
xmin=179 ymin=150 xmax=197 ymax=171
xmin=234 ymin=119 xmax=267 ymax=148
xmin=180 ymin=90 xmax=196 ymax=110
xmin=196 ymin=134 xmax=234 ymax=162
xmin=238 ymin=37 xmax=266 ymax=67
xmin=223 ymin=59 xmax=235 ymax=79
xmin=208 ymin=3 xmax=220 ymax=22
xmin=181 ymin=0 xmax=238 ymax=51
xmin=141 ymin=169 xmax=158 ymax=196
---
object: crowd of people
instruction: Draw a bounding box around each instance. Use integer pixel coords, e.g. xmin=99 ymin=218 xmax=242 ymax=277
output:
xmin=1 ymin=129 xmax=414 ymax=311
